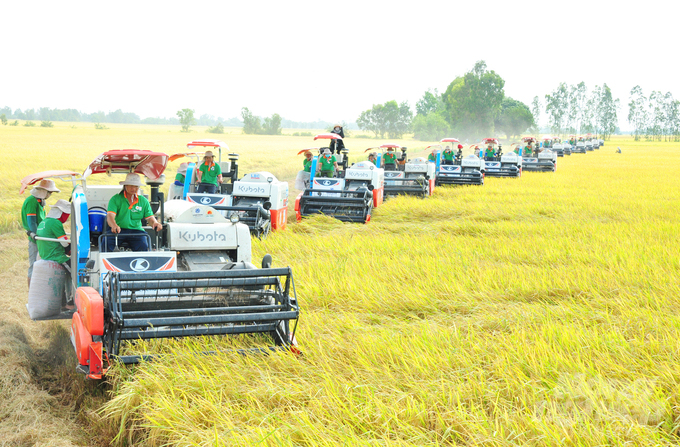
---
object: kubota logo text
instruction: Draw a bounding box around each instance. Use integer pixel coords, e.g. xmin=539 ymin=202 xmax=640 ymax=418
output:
xmin=235 ymin=185 xmax=265 ymax=194
xmin=179 ymin=230 xmax=227 ymax=242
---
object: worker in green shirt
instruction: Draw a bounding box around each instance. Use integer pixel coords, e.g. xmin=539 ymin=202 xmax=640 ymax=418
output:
xmin=484 ymin=144 xmax=495 ymax=160
xmin=169 ymin=162 xmax=188 ymax=200
xmin=35 ymin=199 xmax=73 ymax=309
xmin=368 ymin=152 xmax=378 ymax=166
xmin=36 ymin=199 xmax=71 ymax=266
xmin=303 ymin=151 xmax=313 ymax=172
xmin=383 ymin=148 xmax=398 ymax=170
xmin=427 ymin=148 xmax=438 ymax=163
xmin=106 ymin=173 xmax=163 ymax=252
xmin=318 ymin=149 xmax=338 ymax=178
xmin=21 ymin=179 xmax=60 ymax=287
xmin=442 ymin=146 xmax=455 ymax=165
xmin=196 ymin=151 xmax=222 ymax=194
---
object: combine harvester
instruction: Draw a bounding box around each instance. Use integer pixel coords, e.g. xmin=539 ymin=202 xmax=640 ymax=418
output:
xmin=435 ymin=138 xmax=485 ymax=186
xmin=480 ymin=138 xmax=522 ymax=178
xmin=21 ymin=150 xmax=299 ymax=379
xmin=171 ymin=140 xmax=289 ymax=238
xmin=521 ymin=137 xmax=557 ymax=172
xmin=295 ymin=145 xmax=384 ymax=223
xmin=544 ymin=136 xmax=564 ymax=157
xmin=573 ymin=136 xmax=587 ymax=154
xmin=367 ymin=144 xmax=434 ymax=198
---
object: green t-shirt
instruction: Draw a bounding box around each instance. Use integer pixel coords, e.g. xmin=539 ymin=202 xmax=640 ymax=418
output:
xmin=303 ymin=159 xmax=312 ymax=172
xmin=174 ymin=173 xmax=185 ymax=184
xmin=485 ymin=148 xmax=495 ymax=157
xmin=318 ymin=155 xmax=336 ymax=172
xmin=21 ymin=195 xmax=45 ymax=240
xmin=384 ymin=152 xmax=397 ymax=164
xmin=107 ymin=192 xmax=154 ymax=231
xmin=198 ymin=162 xmax=222 ymax=185
xmin=36 ymin=217 xmax=69 ymax=264
xmin=369 ymin=158 xmax=377 ymax=166
xmin=442 ymin=151 xmax=454 ymax=161
xmin=428 ymin=153 xmax=436 ymax=162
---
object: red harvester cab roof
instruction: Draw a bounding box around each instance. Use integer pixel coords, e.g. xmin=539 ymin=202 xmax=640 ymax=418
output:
xmin=85 ymin=149 xmax=168 ymax=180
xmin=19 ymin=170 xmax=81 ymax=194
xmin=482 ymin=138 xmax=499 ymax=144
xmin=314 ymin=133 xmax=342 ymax=140
xmin=440 ymin=138 xmax=460 ymax=143
xmin=187 ymin=139 xmax=228 ymax=149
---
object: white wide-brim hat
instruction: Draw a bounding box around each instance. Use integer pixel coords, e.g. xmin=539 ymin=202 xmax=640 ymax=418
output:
xmin=34 ymin=179 xmax=61 ymax=193
xmin=322 ymin=149 xmax=331 ymax=155
xmin=47 ymin=199 xmax=71 ymax=218
xmin=119 ymin=173 xmax=144 ymax=186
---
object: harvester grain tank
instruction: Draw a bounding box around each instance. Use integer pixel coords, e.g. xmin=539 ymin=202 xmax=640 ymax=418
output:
xmin=22 ymin=150 xmax=299 ymax=379
xmin=435 ymin=138 xmax=485 ymax=186
xmin=367 ymin=144 xmax=434 ymax=198
xmin=295 ymin=150 xmax=384 ymax=223
xmin=172 ymin=140 xmax=289 ymax=238
xmin=480 ymin=138 xmax=521 ymax=178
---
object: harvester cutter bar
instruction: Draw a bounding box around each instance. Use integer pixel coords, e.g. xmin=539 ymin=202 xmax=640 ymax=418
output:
xmin=114 ymin=345 xmax=290 ymax=365
xmin=104 ymin=267 xmax=298 ymax=359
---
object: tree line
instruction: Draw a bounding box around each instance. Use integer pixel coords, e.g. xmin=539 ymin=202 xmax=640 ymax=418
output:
xmin=541 ymin=82 xmax=619 ymax=139
xmin=356 ymin=61 xmax=534 ymax=141
xmin=627 ymin=86 xmax=680 ymax=141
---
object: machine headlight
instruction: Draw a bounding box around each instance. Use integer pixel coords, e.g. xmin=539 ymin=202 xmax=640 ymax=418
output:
xmin=229 ymin=213 xmax=240 ymax=224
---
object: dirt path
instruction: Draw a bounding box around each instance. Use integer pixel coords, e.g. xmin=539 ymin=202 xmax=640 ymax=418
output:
xmin=0 ymin=232 xmax=108 ymax=447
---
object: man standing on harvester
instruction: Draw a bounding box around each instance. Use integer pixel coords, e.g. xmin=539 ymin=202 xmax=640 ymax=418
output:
xmin=329 ymin=124 xmax=345 ymax=154
xmin=21 ymin=179 xmax=60 ymax=287
xmin=196 ymin=150 xmax=223 ymax=194
xmin=106 ymin=173 xmax=163 ymax=252
xmin=303 ymin=151 xmax=313 ymax=172
xmin=318 ymin=149 xmax=338 ymax=177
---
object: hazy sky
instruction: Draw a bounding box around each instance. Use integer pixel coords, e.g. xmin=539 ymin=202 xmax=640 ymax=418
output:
xmin=2 ymin=0 xmax=676 ymax=127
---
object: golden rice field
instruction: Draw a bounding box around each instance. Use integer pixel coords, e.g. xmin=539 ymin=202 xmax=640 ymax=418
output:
xmin=1 ymin=123 xmax=679 ymax=446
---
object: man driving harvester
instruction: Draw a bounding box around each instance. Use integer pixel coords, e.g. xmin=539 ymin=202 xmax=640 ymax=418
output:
xmin=318 ymin=149 xmax=338 ymax=177
xmin=106 ymin=173 xmax=163 ymax=252
xmin=383 ymin=147 xmax=398 ymax=170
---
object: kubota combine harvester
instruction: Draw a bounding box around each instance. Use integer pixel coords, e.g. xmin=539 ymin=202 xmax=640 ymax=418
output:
xmin=521 ymin=137 xmax=557 ymax=172
xmin=366 ymin=144 xmax=434 ymax=198
xmin=171 ymin=140 xmax=289 ymax=238
xmin=434 ymin=138 xmax=485 ymax=186
xmin=543 ymin=136 xmax=564 ymax=157
xmin=21 ymin=149 xmax=299 ymax=379
xmin=480 ymin=138 xmax=522 ymax=178
xmin=295 ymin=146 xmax=384 ymax=223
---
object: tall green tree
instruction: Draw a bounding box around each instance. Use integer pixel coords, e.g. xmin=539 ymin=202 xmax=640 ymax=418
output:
xmin=596 ymin=84 xmax=618 ymax=140
xmin=416 ymin=89 xmax=444 ymax=116
xmin=495 ymin=98 xmax=534 ymax=139
xmin=262 ymin=113 xmax=282 ymax=135
xmin=357 ymin=100 xmax=411 ymax=138
xmin=441 ymin=61 xmax=505 ymax=139
xmin=545 ymin=82 xmax=568 ymax=136
xmin=241 ymin=107 xmax=262 ymax=135
xmin=0 ymin=114 xmax=6 ymax=125
xmin=176 ymin=108 xmax=196 ymax=132
xmin=628 ymin=86 xmax=647 ymax=141
xmin=530 ymin=96 xmax=541 ymax=134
